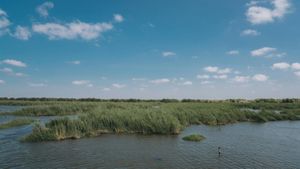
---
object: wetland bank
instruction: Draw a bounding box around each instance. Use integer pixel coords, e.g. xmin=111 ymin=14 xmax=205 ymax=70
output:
xmin=1 ymin=98 xmax=299 ymax=142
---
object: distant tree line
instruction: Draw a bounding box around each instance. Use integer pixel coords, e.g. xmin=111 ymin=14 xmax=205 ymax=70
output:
xmin=0 ymin=97 xmax=299 ymax=103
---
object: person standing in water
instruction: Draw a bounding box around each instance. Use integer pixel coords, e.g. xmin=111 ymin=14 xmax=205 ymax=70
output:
xmin=218 ymin=147 xmax=221 ymax=157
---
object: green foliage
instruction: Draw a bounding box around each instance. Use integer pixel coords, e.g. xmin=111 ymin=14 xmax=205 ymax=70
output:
xmin=10 ymin=103 xmax=97 ymax=116
xmin=0 ymin=119 xmax=34 ymax=130
xmin=182 ymin=134 xmax=205 ymax=142
xmin=22 ymin=124 xmax=58 ymax=142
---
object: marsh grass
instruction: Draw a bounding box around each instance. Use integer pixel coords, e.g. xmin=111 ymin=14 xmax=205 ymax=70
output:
xmin=10 ymin=103 xmax=98 ymax=116
xmin=0 ymin=98 xmax=300 ymax=141
xmin=0 ymin=119 xmax=34 ymax=130
xmin=182 ymin=134 xmax=205 ymax=142
xmin=1 ymin=100 xmax=297 ymax=142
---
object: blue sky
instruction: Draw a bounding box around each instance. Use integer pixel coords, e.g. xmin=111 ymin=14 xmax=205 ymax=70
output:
xmin=0 ymin=0 xmax=300 ymax=99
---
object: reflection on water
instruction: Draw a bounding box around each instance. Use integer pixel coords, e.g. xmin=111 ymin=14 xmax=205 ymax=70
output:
xmin=0 ymin=106 xmax=300 ymax=169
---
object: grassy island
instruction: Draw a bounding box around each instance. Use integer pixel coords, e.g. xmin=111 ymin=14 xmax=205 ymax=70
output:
xmin=182 ymin=134 xmax=205 ymax=142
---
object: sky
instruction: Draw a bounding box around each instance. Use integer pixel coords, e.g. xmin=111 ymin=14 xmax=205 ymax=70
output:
xmin=0 ymin=0 xmax=300 ymax=99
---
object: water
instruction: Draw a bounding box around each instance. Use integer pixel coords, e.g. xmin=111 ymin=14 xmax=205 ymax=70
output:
xmin=1 ymin=106 xmax=300 ymax=169
xmin=0 ymin=106 xmax=78 ymax=125
xmin=0 ymin=105 xmax=24 ymax=113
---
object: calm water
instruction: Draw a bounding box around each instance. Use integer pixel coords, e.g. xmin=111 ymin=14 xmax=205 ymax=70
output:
xmin=0 ymin=106 xmax=300 ymax=169
xmin=0 ymin=105 xmax=24 ymax=113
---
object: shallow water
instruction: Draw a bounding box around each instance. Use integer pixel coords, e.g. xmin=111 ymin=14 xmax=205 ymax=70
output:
xmin=0 ymin=105 xmax=24 ymax=113
xmin=0 ymin=106 xmax=77 ymax=125
xmin=0 ymin=106 xmax=300 ymax=169
xmin=0 ymin=106 xmax=24 ymax=124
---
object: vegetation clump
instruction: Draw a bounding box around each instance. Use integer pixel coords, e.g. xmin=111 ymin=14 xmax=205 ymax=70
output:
xmin=0 ymin=119 xmax=34 ymax=130
xmin=182 ymin=134 xmax=205 ymax=142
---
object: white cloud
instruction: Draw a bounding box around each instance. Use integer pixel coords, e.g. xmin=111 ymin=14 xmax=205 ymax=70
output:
xmin=72 ymin=80 xmax=90 ymax=85
xmin=36 ymin=1 xmax=54 ymax=17
xmin=246 ymin=0 xmax=291 ymax=25
xmin=100 ymin=76 xmax=107 ymax=80
xmin=12 ymin=26 xmax=31 ymax=40
xmin=217 ymin=68 xmax=232 ymax=74
xmin=270 ymin=62 xmax=300 ymax=78
xmin=234 ymin=71 xmax=241 ymax=74
xmin=291 ymin=63 xmax=300 ymax=70
xmin=28 ymin=83 xmax=47 ymax=87
xmin=2 ymin=59 xmax=27 ymax=67
xmin=0 ymin=9 xmax=7 ymax=16
xmin=233 ymin=76 xmax=250 ymax=83
xmin=241 ymin=29 xmax=260 ymax=36
xmin=200 ymin=80 xmax=212 ymax=85
xmin=272 ymin=62 xmax=290 ymax=70
xmin=0 ymin=8 xmax=10 ymax=35
xmin=162 ymin=51 xmax=176 ymax=57
xmin=246 ymin=1 xmax=260 ymax=6
xmin=275 ymin=52 xmax=287 ymax=58
xmin=15 ymin=72 xmax=26 ymax=77
xmin=32 ymin=21 xmax=113 ymax=40
xmin=213 ymin=74 xmax=228 ymax=80
xmin=0 ymin=17 xmax=10 ymax=29
xmin=251 ymin=47 xmax=277 ymax=57
xmin=114 ymin=14 xmax=124 ymax=23
xmin=204 ymin=66 xmax=232 ymax=74
xmin=227 ymin=50 xmax=239 ymax=55
xmin=252 ymin=74 xmax=268 ymax=82
xmin=294 ymin=71 xmax=300 ymax=77
xmin=112 ymin=83 xmax=126 ymax=89
xmin=0 ymin=67 xmax=26 ymax=77
xmin=171 ymin=78 xmax=179 ymax=83
xmin=0 ymin=67 xmax=13 ymax=73
xmin=272 ymin=0 xmax=291 ymax=18
xmin=0 ymin=9 xmax=9 ymax=27
xmin=182 ymin=81 xmax=193 ymax=85
xmin=150 ymin=78 xmax=170 ymax=84
xmin=69 ymin=60 xmax=80 ymax=65
xmin=246 ymin=6 xmax=274 ymax=24
xmin=197 ymin=74 xmax=210 ymax=79
xmin=0 ymin=79 xmax=5 ymax=84
xmin=204 ymin=66 xmax=219 ymax=73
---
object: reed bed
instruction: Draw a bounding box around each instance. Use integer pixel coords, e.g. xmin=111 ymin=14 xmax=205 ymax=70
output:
xmin=18 ymin=101 xmax=300 ymax=142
